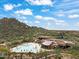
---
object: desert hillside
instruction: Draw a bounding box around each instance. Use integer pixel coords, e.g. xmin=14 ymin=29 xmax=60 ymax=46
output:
xmin=0 ymin=18 xmax=79 ymax=59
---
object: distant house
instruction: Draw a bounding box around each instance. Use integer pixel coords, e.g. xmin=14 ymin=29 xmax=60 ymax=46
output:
xmin=63 ymin=41 xmax=75 ymax=48
xmin=55 ymin=40 xmax=75 ymax=48
xmin=41 ymin=39 xmax=74 ymax=49
xmin=41 ymin=40 xmax=58 ymax=49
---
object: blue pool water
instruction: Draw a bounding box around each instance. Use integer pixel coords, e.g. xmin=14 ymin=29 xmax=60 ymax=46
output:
xmin=11 ymin=43 xmax=41 ymax=53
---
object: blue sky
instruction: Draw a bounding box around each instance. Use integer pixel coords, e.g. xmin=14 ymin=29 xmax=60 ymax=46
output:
xmin=0 ymin=0 xmax=79 ymax=30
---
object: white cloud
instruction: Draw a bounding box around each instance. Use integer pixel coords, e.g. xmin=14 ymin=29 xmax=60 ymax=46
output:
xmin=19 ymin=19 xmax=28 ymax=24
xmin=26 ymin=0 xmax=54 ymax=6
xmin=35 ymin=15 xmax=68 ymax=26
xmin=35 ymin=21 xmax=40 ymax=23
xmin=54 ymin=10 xmax=65 ymax=17
xmin=63 ymin=0 xmax=71 ymax=3
xmin=68 ymin=14 xmax=79 ymax=19
xmin=4 ymin=4 xmax=14 ymax=11
xmin=14 ymin=4 xmax=22 ymax=7
xmin=23 ymin=20 xmax=28 ymax=24
xmin=65 ymin=9 xmax=79 ymax=14
xmin=57 ymin=13 xmax=65 ymax=17
xmin=44 ymin=17 xmax=53 ymax=20
xmin=75 ymin=22 xmax=79 ymax=27
xmin=47 ymin=18 xmax=68 ymax=26
xmin=55 ymin=21 xmax=68 ymax=26
xmin=18 ymin=17 xmax=27 ymax=21
xmin=15 ymin=9 xmax=33 ymax=15
xmin=45 ymin=22 xmax=51 ymax=29
xmin=41 ymin=9 xmax=49 ymax=12
xmin=57 ymin=0 xmax=79 ymax=10
xmin=11 ymin=13 xmax=28 ymax=24
xmin=35 ymin=15 xmax=54 ymax=20
xmin=35 ymin=15 xmax=43 ymax=20
xmin=0 ymin=14 xmax=7 ymax=17
xmin=3 ymin=4 xmax=22 ymax=11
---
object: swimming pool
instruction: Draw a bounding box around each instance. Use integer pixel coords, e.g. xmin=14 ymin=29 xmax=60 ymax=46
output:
xmin=10 ymin=43 xmax=41 ymax=53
